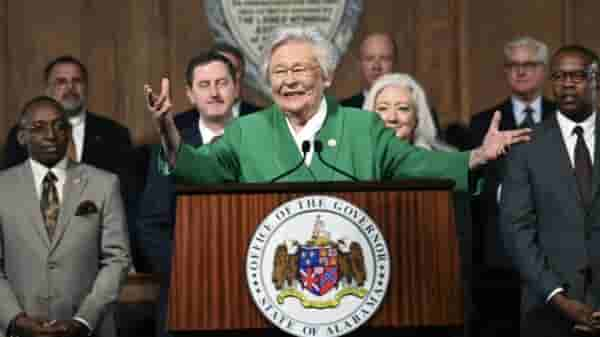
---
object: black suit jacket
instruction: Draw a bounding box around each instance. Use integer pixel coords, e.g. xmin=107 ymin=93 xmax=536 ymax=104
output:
xmin=500 ymin=114 xmax=600 ymax=334
xmin=239 ymin=100 xmax=261 ymax=115
xmin=470 ymin=97 xmax=557 ymax=269
xmin=339 ymin=92 xmax=365 ymax=109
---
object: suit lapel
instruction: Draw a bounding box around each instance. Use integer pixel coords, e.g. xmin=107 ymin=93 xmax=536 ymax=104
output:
xmin=50 ymin=162 xmax=88 ymax=252
xmin=18 ymin=162 xmax=51 ymax=249
xmin=541 ymin=97 xmax=557 ymax=121
xmin=543 ymin=117 xmax=585 ymax=211
xmin=500 ymin=99 xmax=517 ymax=130
xmin=590 ymin=114 xmax=600 ymax=203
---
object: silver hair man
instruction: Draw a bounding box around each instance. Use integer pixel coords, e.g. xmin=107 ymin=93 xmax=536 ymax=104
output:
xmin=504 ymin=36 xmax=549 ymax=65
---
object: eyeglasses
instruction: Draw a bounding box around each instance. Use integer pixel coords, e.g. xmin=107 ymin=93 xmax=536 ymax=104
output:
xmin=550 ymin=70 xmax=591 ymax=83
xmin=22 ymin=120 xmax=70 ymax=135
xmin=270 ymin=64 xmax=320 ymax=80
xmin=504 ymin=61 xmax=543 ymax=72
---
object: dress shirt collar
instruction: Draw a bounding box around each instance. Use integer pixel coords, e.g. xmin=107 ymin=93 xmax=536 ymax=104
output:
xmin=512 ymin=95 xmax=542 ymax=125
xmin=197 ymin=107 xmax=237 ymax=143
xmin=284 ymin=97 xmax=327 ymax=165
xmin=556 ymin=110 xmax=596 ymax=139
xmin=230 ymin=101 xmax=242 ymax=119
xmin=30 ymin=156 xmax=69 ymax=200
xmin=68 ymin=109 xmax=87 ymax=127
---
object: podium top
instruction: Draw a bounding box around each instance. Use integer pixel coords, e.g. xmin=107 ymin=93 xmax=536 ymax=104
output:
xmin=176 ymin=179 xmax=455 ymax=195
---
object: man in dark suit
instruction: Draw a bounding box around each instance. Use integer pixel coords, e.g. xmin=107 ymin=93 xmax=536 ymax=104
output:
xmin=2 ymin=56 xmax=133 ymax=178
xmin=211 ymin=42 xmax=261 ymax=114
xmin=340 ymin=33 xmax=396 ymax=109
xmin=501 ymin=45 xmax=600 ymax=336
xmin=136 ymin=51 xmax=249 ymax=337
xmin=469 ymin=36 xmax=556 ymax=336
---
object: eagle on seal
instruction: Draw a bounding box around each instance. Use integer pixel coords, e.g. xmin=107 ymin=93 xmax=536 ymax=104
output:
xmin=272 ymin=238 xmax=366 ymax=290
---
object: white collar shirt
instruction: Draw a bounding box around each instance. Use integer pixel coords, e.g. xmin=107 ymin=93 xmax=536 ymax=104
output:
xmin=284 ymin=98 xmax=327 ymax=166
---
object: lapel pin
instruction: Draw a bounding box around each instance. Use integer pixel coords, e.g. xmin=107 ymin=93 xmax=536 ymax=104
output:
xmin=327 ymin=139 xmax=337 ymax=147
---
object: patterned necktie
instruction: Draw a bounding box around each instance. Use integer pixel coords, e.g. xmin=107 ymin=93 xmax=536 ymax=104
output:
xmin=573 ymin=126 xmax=593 ymax=209
xmin=41 ymin=171 xmax=60 ymax=240
xmin=67 ymin=138 xmax=78 ymax=162
xmin=520 ymin=106 xmax=535 ymax=128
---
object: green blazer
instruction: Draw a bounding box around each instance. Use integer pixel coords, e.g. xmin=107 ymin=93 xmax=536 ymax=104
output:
xmin=165 ymin=96 xmax=470 ymax=191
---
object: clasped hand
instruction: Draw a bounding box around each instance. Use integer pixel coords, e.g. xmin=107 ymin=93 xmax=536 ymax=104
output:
xmin=14 ymin=315 xmax=89 ymax=337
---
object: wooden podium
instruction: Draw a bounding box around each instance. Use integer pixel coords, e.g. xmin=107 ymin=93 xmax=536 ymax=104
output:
xmin=168 ymin=180 xmax=464 ymax=333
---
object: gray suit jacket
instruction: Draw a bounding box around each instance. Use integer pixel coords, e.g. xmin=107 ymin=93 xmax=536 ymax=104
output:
xmin=500 ymin=113 xmax=600 ymax=317
xmin=0 ymin=161 xmax=131 ymax=337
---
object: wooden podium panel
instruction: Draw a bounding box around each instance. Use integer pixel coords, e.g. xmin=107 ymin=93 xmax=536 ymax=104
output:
xmin=168 ymin=181 xmax=463 ymax=331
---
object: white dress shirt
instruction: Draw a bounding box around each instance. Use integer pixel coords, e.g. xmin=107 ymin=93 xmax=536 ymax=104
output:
xmin=29 ymin=156 xmax=91 ymax=331
xmin=546 ymin=110 xmax=596 ymax=303
xmin=30 ymin=157 xmax=68 ymax=202
xmin=284 ymin=98 xmax=327 ymax=165
xmin=512 ymin=95 xmax=542 ymax=126
xmin=69 ymin=110 xmax=87 ymax=162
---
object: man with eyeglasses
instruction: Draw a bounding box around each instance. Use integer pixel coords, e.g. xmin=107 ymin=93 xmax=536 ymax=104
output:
xmin=0 ymin=96 xmax=130 ymax=337
xmin=468 ymin=36 xmax=557 ymax=337
xmin=500 ymin=45 xmax=600 ymax=336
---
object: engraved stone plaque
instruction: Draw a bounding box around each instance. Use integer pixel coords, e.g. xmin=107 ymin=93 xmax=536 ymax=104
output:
xmin=205 ymin=0 xmax=363 ymax=97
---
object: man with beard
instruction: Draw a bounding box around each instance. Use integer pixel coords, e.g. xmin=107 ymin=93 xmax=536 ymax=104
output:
xmin=500 ymin=45 xmax=600 ymax=336
xmin=136 ymin=51 xmax=247 ymax=337
xmin=2 ymin=56 xmax=133 ymax=173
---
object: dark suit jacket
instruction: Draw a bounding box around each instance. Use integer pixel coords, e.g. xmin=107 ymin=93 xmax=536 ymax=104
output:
xmin=339 ymin=92 xmax=365 ymax=109
xmin=470 ymin=97 xmax=556 ymax=269
xmin=239 ymin=100 xmax=261 ymax=115
xmin=500 ymin=114 xmax=600 ymax=333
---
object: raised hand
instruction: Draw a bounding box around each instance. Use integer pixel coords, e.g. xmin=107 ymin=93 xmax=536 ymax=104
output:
xmin=469 ymin=110 xmax=532 ymax=169
xmin=144 ymin=77 xmax=173 ymax=123
xmin=143 ymin=77 xmax=181 ymax=166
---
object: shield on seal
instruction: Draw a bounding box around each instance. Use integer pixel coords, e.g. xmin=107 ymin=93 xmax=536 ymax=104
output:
xmin=299 ymin=245 xmax=339 ymax=296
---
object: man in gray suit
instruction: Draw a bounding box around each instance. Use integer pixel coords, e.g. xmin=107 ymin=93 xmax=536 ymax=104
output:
xmin=0 ymin=96 xmax=130 ymax=337
xmin=501 ymin=45 xmax=600 ymax=336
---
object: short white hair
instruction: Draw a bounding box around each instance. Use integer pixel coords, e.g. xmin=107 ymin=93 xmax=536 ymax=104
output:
xmin=363 ymin=73 xmax=454 ymax=151
xmin=504 ymin=36 xmax=549 ymax=64
xmin=261 ymin=26 xmax=340 ymax=86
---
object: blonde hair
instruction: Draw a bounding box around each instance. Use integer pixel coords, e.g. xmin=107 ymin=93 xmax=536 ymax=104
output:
xmin=363 ymin=73 xmax=454 ymax=151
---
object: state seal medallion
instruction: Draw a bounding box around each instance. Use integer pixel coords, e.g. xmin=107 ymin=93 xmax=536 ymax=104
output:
xmin=246 ymin=195 xmax=390 ymax=337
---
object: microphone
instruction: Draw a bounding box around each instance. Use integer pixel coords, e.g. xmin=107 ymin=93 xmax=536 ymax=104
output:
xmin=270 ymin=140 xmax=311 ymax=183
xmin=314 ymin=140 xmax=360 ymax=182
